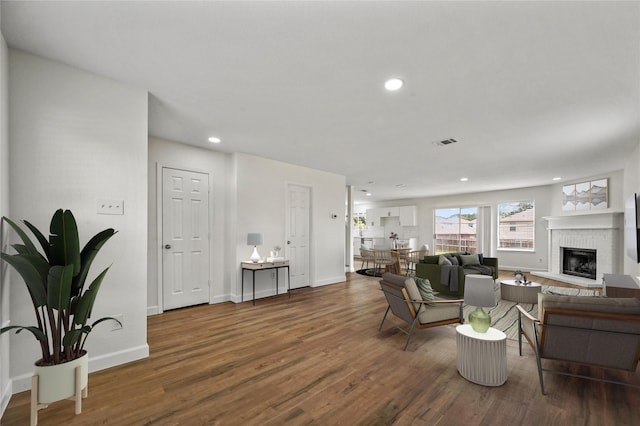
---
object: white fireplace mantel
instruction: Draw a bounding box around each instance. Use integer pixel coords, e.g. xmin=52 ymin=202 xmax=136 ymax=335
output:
xmin=543 ymin=212 xmax=623 ymax=230
xmin=533 ymin=212 xmax=624 ymax=287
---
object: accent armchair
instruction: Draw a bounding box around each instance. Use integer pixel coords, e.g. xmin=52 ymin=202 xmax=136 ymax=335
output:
xmin=516 ymin=293 xmax=640 ymax=394
xmin=378 ymin=273 xmax=464 ymax=350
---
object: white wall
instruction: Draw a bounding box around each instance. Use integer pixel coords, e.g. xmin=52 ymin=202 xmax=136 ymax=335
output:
xmin=147 ymin=137 xmax=229 ymax=312
xmin=7 ymin=50 xmax=149 ymax=393
xmin=234 ymin=153 xmax=345 ymax=299
xmin=363 ymin=170 xmax=624 ymax=272
xmin=147 ymin=143 xmax=346 ymax=308
xmin=623 ymin=142 xmax=640 ymax=277
xmin=0 ymin=13 xmax=11 ymax=414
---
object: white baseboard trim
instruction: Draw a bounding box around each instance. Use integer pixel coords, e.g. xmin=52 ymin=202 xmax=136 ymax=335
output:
xmin=10 ymin=344 xmax=150 ymax=394
xmin=10 ymin=371 xmax=35 ymax=394
xmin=211 ymin=294 xmax=230 ymax=304
xmin=312 ymin=275 xmax=346 ymax=287
xmin=499 ymin=265 xmax=547 ymax=273
xmin=1 ymin=379 xmax=12 ymax=418
xmin=89 ymin=344 xmax=149 ymax=373
xmin=147 ymin=305 xmax=160 ymax=316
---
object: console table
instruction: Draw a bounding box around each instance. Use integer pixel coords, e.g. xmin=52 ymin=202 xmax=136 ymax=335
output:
xmin=241 ymin=260 xmax=290 ymax=305
xmin=456 ymin=324 xmax=507 ymax=386
xmin=603 ymin=273 xmax=640 ymax=299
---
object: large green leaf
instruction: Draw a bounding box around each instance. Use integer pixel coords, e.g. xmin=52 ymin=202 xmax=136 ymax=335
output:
xmin=0 ymin=325 xmax=47 ymax=343
xmin=62 ymin=327 xmax=87 ymax=347
xmin=11 ymin=244 xmax=31 ymax=255
xmin=47 ymin=264 xmax=74 ymax=312
xmin=2 ymin=216 xmax=40 ymax=256
xmin=72 ymin=228 xmax=116 ymax=296
xmin=72 ymin=267 xmax=109 ymax=326
xmin=23 ymin=219 xmax=52 ymax=261
xmin=92 ymin=316 xmax=122 ymax=329
xmin=49 ymin=209 xmax=80 ymax=274
xmin=0 ymin=253 xmax=48 ymax=307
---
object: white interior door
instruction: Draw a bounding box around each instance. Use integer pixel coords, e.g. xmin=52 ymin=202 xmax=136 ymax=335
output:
xmin=162 ymin=167 xmax=210 ymax=310
xmin=286 ymin=184 xmax=310 ymax=289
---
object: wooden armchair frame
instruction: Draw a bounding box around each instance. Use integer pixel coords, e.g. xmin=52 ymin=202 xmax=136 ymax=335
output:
xmin=516 ymin=305 xmax=640 ymax=394
xmin=379 ymin=280 xmax=463 ymax=350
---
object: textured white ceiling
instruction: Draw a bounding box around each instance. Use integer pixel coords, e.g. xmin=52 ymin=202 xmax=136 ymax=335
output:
xmin=2 ymin=1 xmax=639 ymax=202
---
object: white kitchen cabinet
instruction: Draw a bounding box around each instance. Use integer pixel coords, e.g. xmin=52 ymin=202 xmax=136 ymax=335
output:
xmin=399 ymin=206 xmax=417 ymax=226
xmin=381 ymin=207 xmax=399 ymax=218
xmin=366 ymin=208 xmax=380 ymax=227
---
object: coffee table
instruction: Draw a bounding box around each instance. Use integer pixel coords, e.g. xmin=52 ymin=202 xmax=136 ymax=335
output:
xmin=500 ymin=279 xmax=542 ymax=304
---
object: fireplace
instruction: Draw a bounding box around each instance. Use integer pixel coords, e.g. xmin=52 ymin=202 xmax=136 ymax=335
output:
xmin=533 ymin=213 xmax=622 ymax=287
xmin=562 ymin=247 xmax=597 ymax=280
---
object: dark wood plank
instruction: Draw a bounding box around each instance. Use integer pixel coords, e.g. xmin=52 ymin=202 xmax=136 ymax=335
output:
xmin=2 ymin=271 xmax=639 ymax=425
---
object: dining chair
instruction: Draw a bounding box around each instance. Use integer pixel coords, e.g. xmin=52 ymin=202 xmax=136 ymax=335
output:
xmin=374 ymin=249 xmax=399 ymax=275
xmin=405 ymin=249 xmax=427 ymax=276
xmin=359 ymin=247 xmax=375 ymax=270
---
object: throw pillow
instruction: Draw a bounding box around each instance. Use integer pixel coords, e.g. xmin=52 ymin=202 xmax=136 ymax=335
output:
xmin=414 ymin=277 xmax=435 ymax=301
xmin=438 ymin=255 xmax=452 ymax=266
xmin=446 ymin=254 xmax=460 ymax=265
xmin=460 ymin=254 xmax=481 ymax=266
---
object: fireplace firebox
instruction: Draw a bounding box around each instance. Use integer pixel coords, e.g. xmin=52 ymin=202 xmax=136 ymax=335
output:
xmin=562 ymin=247 xmax=597 ymax=280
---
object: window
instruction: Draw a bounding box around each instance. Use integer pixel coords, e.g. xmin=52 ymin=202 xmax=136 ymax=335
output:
xmin=498 ymin=201 xmax=535 ymax=250
xmin=434 ymin=207 xmax=478 ymax=254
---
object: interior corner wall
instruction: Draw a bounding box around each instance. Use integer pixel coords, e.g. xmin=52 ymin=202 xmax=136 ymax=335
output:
xmin=623 ymin=141 xmax=640 ymax=276
xmin=147 ymin=137 xmax=230 ymax=313
xmin=234 ymin=153 xmax=345 ymax=299
xmin=7 ymin=50 xmax=149 ymax=393
xmin=0 ymin=24 xmax=11 ymax=415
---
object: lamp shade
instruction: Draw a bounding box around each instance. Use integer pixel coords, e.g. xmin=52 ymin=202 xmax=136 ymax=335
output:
xmin=463 ymin=274 xmax=495 ymax=308
xmin=247 ymin=233 xmax=263 ymax=246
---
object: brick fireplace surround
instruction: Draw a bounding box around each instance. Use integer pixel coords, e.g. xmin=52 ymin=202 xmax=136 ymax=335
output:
xmin=532 ymin=213 xmax=623 ymax=288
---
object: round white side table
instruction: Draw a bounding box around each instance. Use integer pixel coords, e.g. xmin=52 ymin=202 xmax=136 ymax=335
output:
xmin=456 ymin=324 xmax=507 ymax=386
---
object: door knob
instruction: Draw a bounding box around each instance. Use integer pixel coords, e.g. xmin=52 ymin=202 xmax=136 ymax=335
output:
xmin=287 ymin=241 xmax=291 ymax=244
xmin=164 ymin=244 xmax=172 ymax=249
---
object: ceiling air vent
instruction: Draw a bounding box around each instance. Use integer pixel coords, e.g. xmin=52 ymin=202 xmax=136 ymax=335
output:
xmin=433 ymin=138 xmax=458 ymax=146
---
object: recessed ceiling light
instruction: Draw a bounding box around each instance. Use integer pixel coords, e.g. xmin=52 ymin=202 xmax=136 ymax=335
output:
xmin=552 ymin=177 xmax=561 ymax=181
xmin=460 ymin=177 xmax=469 ymax=182
xmin=208 ymin=136 xmax=221 ymax=143
xmin=366 ymin=192 xmax=372 ymax=197
xmin=384 ymin=78 xmax=404 ymax=91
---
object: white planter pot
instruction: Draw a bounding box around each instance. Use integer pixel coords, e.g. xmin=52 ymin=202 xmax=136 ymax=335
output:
xmin=34 ymin=353 xmax=88 ymax=404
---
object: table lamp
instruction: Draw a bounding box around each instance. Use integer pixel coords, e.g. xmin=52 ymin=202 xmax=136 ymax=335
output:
xmin=247 ymin=233 xmax=263 ymax=262
xmin=464 ymin=276 xmax=496 ymax=333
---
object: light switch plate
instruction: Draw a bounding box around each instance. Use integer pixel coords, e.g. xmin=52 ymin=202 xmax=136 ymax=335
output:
xmin=97 ymin=199 xmax=124 ymax=215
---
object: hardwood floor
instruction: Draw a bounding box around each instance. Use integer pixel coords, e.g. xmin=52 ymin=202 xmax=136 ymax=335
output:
xmin=2 ymin=271 xmax=639 ymax=425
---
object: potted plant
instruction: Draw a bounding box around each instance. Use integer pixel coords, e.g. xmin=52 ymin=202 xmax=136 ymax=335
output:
xmin=0 ymin=209 xmax=119 ymax=420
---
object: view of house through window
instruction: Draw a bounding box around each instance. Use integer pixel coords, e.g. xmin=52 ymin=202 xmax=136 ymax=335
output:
xmin=498 ymin=201 xmax=535 ymax=250
xmin=434 ymin=207 xmax=478 ymax=254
